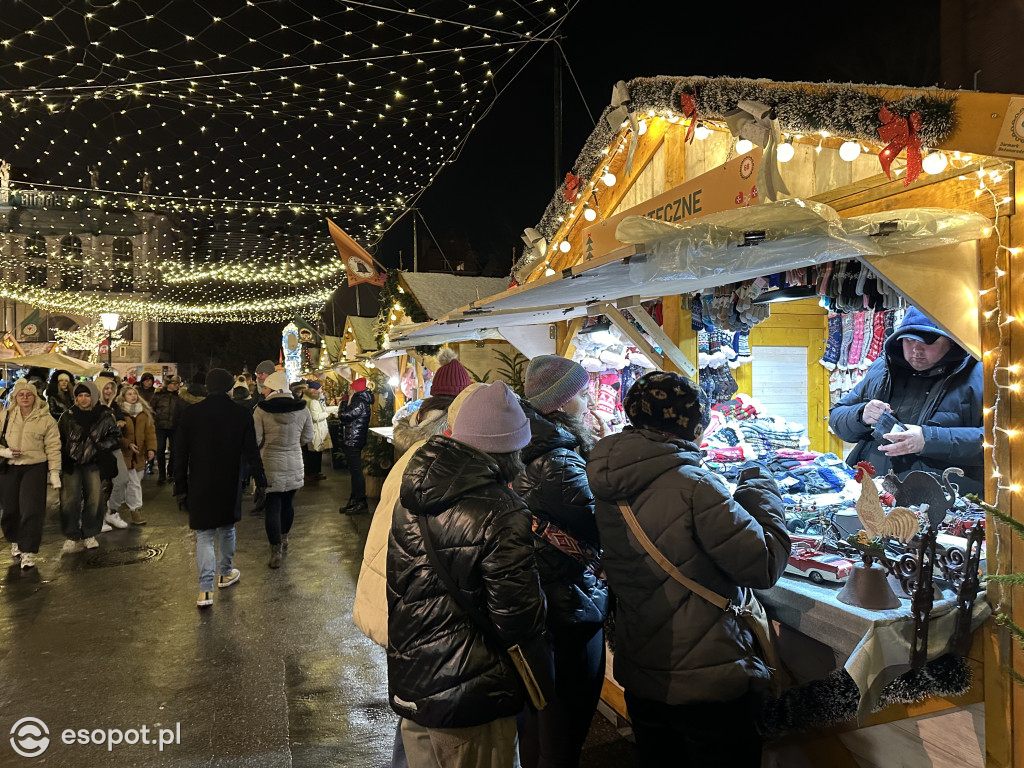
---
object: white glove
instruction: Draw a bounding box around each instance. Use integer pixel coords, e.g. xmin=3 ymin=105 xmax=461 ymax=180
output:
xmin=0 ymin=447 xmax=13 ymax=459
xmin=49 ymin=470 xmax=61 ymax=489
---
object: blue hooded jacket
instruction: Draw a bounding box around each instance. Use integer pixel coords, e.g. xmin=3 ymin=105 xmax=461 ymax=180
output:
xmin=828 ymin=308 xmax=984 ymax=496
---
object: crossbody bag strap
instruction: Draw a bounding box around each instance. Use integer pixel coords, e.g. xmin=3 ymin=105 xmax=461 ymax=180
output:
xmin=416 ymin=513 xmax=502 ymax=646
xmin=0 ymin=409 xmax=10 ymax=444
xmin=616 ymin=501 xmax=733 ymax=613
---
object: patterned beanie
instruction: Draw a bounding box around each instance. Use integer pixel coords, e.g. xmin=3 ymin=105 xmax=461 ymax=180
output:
xmin=524 ymin=355 xmax=590 ymax=414
xmin=430 ymin=358 xmax=472 ymax=397
xmin=623 ymin=371 xmax=711 ymax=440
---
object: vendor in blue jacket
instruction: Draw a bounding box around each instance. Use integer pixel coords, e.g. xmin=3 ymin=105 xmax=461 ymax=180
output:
xmin=829 ymin=307 xmax=984 ymax=497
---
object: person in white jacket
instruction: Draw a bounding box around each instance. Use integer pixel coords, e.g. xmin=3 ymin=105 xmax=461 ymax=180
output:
xmin=351 ymin=382 xmax=481 ymax=767
xmin=301 ymin=380 xmax=331 ymax=482
xmin=0 ymin=378 xmax=62 ymax=569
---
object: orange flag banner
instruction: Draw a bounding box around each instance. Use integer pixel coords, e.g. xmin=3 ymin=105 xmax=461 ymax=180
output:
xmin=327 ymin=218 xmax=386 ymax=287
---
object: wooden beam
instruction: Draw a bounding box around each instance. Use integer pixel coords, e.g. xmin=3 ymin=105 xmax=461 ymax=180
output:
xmin=601 ymin=303 xmax=664 ymax=370
xmin=617 ymin=298 xmax=696 ymax=377
xmin=557 ymin=317 xmax=583 ymax=359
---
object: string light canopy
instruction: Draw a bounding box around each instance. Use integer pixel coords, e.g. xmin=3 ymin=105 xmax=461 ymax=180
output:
xmin=0 ymin=0 xmax=573 ymax=322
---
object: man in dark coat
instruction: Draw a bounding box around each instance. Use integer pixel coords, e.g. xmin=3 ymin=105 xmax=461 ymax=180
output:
xmin=336 ymin=377 xmax=375 ymax=515
xmin=829 ymin=306 xmax=984 ymax=496
xmin=151 ymin=374 xmax=184 ymax=484
xmin=174 ymin=368 xmax=267 ymax=609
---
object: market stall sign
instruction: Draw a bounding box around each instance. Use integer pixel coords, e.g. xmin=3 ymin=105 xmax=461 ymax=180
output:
xmin=583 ymin=149 xmax=762 ymax=262
xmin=995 ymin=96 xmax=1024 ymax=159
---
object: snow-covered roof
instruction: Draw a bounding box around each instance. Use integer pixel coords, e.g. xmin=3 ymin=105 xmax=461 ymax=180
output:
xmin=347 ymin=315 xmax=379 ymax=352
xmin=399 ymin=271 xmax=510 ymax=320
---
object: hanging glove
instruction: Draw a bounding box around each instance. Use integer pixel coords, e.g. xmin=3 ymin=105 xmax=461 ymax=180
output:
xmin=49 ymin=470 xmax=61 ymax=489
xmin=0 ymin=446 xmax=14 ymax=459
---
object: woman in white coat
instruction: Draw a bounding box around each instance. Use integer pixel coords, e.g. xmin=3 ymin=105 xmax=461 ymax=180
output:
xmin=301 ymin=380 xmax=331 ymax=482
xmin=254 ymin=371 xmax=313 ymax=568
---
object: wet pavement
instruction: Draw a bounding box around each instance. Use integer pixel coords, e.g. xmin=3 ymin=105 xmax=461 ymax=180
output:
xmin=0 ymin=467 xmax=638 ymax=767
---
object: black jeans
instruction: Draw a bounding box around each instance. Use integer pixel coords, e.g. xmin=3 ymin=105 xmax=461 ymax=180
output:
xmin=519 ymin=622 xmax=605 ymax=768
xmin=343 ymin=446 xmax=365 ymax=503
xmin=0 ymin=463 xmax=48 ymax=554
xmin=264 ymin=489 xmax=297 ymax=546
xmin=301 ymin=446 xmax=322 ymax=475
xmin=623 ymin=690 xmax=762 ymax=768
xmin=155 ymin=427 xmax=176 ymax=479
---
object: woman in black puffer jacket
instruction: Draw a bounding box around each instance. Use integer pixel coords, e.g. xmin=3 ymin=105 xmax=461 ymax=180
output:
xmin=513 ymin=355 xmax=608 ymax=768
xmin=388 ymin=382 xmax=551 ymax=768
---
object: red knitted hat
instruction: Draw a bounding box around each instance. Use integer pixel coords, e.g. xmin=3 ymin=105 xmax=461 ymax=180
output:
xmin=351 ymin=377 xmax=368 ymax=392
xmin=430 ymin=358 xmax=472 ymax=397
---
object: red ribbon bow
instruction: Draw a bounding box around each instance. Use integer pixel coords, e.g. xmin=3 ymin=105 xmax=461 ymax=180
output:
xmin=563 ymin=172 xmax=583 ymax=203
xmin=680 ymin=93 xmax=698 ymax=144
xmin=877 ymin=106 xmax=923 ymax=187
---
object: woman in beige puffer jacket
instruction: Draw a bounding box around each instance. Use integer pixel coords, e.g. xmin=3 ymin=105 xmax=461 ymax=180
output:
xmin=0 ymin=378 xmax=62 ymax=569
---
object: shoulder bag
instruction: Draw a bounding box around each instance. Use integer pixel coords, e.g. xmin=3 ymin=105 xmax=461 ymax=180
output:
xmin=415 ymin=514 xmax=551 ymax=710
xmin=616 ymin=501 xmax=784 ymax=696
xmin=0 ymin=411 xmax=12 ymax=472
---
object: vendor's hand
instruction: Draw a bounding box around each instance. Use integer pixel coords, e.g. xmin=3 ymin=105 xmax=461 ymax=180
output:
xmin=878 ymin=424 xmax=925 ymax=456
xmin=860 ymin=399 xmax=892 ymax=426
xmin=49 ymin=470 xmax=61 ymax=489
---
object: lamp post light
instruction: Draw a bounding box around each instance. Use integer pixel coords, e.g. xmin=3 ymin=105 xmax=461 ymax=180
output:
xmin=100 ymin=312 xmax=119 ymax=370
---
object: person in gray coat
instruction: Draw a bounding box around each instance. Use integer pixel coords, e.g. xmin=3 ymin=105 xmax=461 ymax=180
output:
xmin=587 ymin=371 xmax=790 ymax=768
xmin=254 ymin=371 xmax=314 ymax=568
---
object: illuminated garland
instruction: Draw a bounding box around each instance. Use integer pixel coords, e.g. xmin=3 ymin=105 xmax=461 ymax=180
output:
xmin=53 ymin=321 xmax=126 ymax=361
xmin=374 ymin=269 xmax=439 ymax=354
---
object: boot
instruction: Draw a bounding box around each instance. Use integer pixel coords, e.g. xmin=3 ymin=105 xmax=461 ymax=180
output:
xmin=345 ymin=500 xmax=369 ymax=516
xmin=268 ymin=544 xmax=283 ymax=569
xmin=281 ymin=534 xmax=289 ymax=552
xmin=130 ymin=508 xmax=146 ymax=525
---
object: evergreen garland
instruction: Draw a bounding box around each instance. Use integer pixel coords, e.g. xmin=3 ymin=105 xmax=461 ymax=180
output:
xmin=517 ymin=76 xmax=959 ymax=278
xmin=373 ymin=269 xmax=439 ymax=355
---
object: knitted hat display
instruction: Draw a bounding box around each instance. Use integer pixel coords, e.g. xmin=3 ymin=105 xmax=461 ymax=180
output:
xmin=451 ymin=381 xmax=530 ymax=453
xmin=350 ymin=377 xmax=367 ymax=392
xmin=624 ymin=371 xmax=711 ymax=439
xmin=264 ymin=371 xmax=290 ymax=393
xmin=206 ymin=368 xmax=234 ymax=395
xmin=430 ymin=349 xmax=472 ymax=397
xmin=524 ymin=355 xmax=590 ymax=414
xmin=255 ymin=360 xmax=277 ymax=376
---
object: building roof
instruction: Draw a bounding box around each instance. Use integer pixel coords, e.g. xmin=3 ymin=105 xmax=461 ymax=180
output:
xmin=347 ymin=315 xmax=379 ymax=352
xmin=398 ymin=271 xmax=509 ymax=320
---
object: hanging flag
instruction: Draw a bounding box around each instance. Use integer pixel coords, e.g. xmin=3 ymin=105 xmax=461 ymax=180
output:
xmin=327 ymin=218 xmax=386 ymax=287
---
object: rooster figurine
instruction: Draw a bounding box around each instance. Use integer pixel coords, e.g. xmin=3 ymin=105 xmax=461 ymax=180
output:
xmin=853 ymin=462 xmax=924 ymax=543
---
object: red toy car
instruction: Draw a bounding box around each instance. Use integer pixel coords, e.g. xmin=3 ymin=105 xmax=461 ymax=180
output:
xmin=785 ymin=536 xmax=855 ymax=584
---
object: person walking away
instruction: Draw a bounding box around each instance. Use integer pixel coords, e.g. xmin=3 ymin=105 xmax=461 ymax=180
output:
xmin=387 ymin=382 xmax=552 ymax=768
xmin=250 ymin=360 xmax=277 ymax=411
xmin=116 ymin=386 xmax=156 ymax=524
xmin=336 ymin=377 xmax=374 ymax=515
xmin=151 ymin=375 xmax=184 ymax=485
xmin=829 ymin=306 xmax=984 ymax=496
xmin=515 ymin=356 xmax=609 ymax=768
xmin=0 ymin=378 xmax=62 ymax=570
xmin=586 ymin=371 xmax=790 ymax=767
xmin=232 ymin=383 xmax=252 ymax=407
xmin=354 ymin=382 xmax=482 ymax=768
xmin=301 ymin=380 xmax=331 ymax=482
xmin=392 ymin=348 xmax=472 ymax=457
xmin=179 ymin=372 xmax=208 ymax=408
xmin=97 ymin=372 xmax=131 ymax=531
xmin=174 ymin=368 xmax=266 ymax=608
xmin=57 ymin=382 xmax=122 ymax=553
xmin=45 ymin=369 xmax=76 ymax=422
xmin=254 ymin=371 xmax=313 ymax=568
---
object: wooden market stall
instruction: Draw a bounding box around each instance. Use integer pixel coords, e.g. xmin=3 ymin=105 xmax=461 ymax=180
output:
xmin=388 ymin=77 xmax=1024 ymax=767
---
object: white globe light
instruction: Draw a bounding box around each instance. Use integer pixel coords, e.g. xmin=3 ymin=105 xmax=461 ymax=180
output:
xmin=839 ymin=141 xmax=861 ymax=162
xmin=735 ymin=139 xmax=753 ymax=154
xmin=583 ymin=207 xmax=597 ymax=221
xmin=637 ymin=119 xmax=648 ymax=136
xmin=694 ymin=124 xmax=711 ymax=141
xmin=776 ymin=142 xmax=795 ymax=163
xmin=544 ymin=268 xmax=556 ymax=277
xmin=559 ymin=240 xmax=571 ymax=253
xmin=601 ymin=172 xmax=616 ymax=187
xmin=922 ymin=152 xmax=948 ymax=175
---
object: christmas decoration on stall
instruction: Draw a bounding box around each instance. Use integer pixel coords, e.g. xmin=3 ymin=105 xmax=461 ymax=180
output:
xmin=373 ymin=269 xmax=439 ymax=355
xmin=53 ymin=321 xmax=127 ymax=363
xmin=878 ymin=106 xmax=924 ymax=186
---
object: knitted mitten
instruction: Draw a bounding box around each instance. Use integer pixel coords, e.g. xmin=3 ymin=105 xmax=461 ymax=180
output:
xmin=885 ymin=308 xmax=899 ymax=337
xmin=691 ymin=294 xmax=704 ymax=331
xmin=715 ymin=366 xmax=739 ymax=401
xmin=820 ymin=313 xmax=842 ymax=370
xmin=836 ymin=313 xmax=856 ymax=369
xmin=736 ymin=330 xmax=752 ymax=358
xmin=701 ymin=293 xmax=716 ymax=332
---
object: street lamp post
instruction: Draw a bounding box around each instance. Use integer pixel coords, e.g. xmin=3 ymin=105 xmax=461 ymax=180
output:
xmin=100 ymin=312 xmax=119 ymax=370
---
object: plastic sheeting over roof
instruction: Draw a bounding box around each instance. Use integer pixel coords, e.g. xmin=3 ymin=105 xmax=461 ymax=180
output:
xmin=388 ymin=201 xmax=989 ymax=355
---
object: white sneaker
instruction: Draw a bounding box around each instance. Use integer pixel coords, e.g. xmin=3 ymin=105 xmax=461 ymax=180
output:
xmin=83 ymin=537 xmax=99 ymax=549
xmin=20 ymin=552 xmax=35 ymax=569
xmin=10 ymin=542 xmax=20 ymax=559
xmin=104 ymin=511 xmax=129 ymax=529
xmin=62 ymin=539 xmax=85 ymax=554
xmin=101 ymin=522 xmax=113 ymax=533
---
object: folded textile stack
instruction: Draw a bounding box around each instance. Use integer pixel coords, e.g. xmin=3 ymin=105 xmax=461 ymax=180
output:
xmin=737 ymin=416 xmax=810 ymax=456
